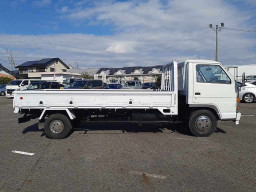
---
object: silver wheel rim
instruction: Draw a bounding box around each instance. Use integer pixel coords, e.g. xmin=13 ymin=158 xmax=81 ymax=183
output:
xmin=195 ymin=116 xmax=212 ymax=132
xmin=244 ymin=94 xmax=254 ymax=103
xmin=50 ymin=120 xmax=64 ymax=134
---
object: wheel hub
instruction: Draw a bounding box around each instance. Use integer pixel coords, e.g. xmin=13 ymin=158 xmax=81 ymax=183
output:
xmin=244 ymin=94 xmax=254 ymax=103
xmin=195 ymin=116 xmax=212 ymax=132
xmin=50 ymin=120 xmax=64 ymax=134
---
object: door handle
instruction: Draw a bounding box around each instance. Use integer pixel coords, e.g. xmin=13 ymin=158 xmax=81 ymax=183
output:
xmin=195 ymin=92 xmax=201 ymax=95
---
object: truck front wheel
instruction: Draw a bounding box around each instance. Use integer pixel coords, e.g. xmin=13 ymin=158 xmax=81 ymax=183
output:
xmin=44 ymin=114 xmax=72 ymax=139
xmin=189 ymin=110 xmax=217 ymax=137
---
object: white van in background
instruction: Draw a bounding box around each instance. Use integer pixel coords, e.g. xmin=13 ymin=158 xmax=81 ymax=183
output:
xmin=5 ymin=79 xmax=39 ymax=98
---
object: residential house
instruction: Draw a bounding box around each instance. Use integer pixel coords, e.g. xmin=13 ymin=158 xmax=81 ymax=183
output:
xmin=0 ymin=64 xmax=17 ymax=79
xmin=16 ymin=58 xmax=70 ymax=79
xmin=15 ymin=58 xmax=80 ymax=83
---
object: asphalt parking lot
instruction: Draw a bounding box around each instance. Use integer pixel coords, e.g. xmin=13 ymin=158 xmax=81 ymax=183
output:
xmin=0 ymin=97 xmax=256 ymax=192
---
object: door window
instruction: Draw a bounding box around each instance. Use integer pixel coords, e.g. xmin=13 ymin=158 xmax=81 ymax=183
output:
xmin=196 ymin=65 xmax=231 ymax=84
xmin=41 ymin=82 xmax=50 ymax=89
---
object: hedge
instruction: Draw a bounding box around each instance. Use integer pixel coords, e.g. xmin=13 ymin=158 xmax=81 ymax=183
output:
xmin=0 ymin=77 xmax=13 ymax=85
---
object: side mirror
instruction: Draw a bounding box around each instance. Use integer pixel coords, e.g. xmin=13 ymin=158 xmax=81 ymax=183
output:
xmin=242 ymin=72 xmax=245 ymax=84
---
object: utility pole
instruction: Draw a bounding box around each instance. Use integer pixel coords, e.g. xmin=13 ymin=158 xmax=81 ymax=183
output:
xmin=75 ymin=62 xmax=79 ymax=69
xmin=6 ymin=49 xmax=16 ymax=71
xmin=209 ymin=23 xmax=224 ymax=61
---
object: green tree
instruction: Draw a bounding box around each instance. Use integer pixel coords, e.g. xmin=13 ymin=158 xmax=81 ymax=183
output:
xmin=0 ymin=77 xmax=12 ymax=84
xmin=80 ymin=72 xmax=93 ymax=79
xmin=156 ymin=75 xmax=161 ymax=88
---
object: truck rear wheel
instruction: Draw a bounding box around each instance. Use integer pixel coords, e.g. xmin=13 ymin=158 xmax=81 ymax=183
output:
xmin=44 ymin=114 xmax=72 ymax=139
xmin=189 ymin=110 xmax=217 ymax=137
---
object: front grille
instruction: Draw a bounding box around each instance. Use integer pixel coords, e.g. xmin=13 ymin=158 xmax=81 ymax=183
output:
xmin=7 ymin=89 xmax=15 ymax=94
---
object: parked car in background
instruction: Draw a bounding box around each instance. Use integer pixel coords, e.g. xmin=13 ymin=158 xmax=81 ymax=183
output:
xmin=142 ymin=82 xmax=158 ymax=89
xmin=63 ymin=78 xmax=82 ymax=88
xmin=105 ymin=83 xmax=122 ymax=89
xmin=239 ymin=82 xmax=256 ymax=103
xmin=122 ymin=80 xmax=142 ymax=89
xmin=0 ymin=84 xmax=6 ymax=96
xmin=5 ymin=79 xmax=44 ymax=97
xmin=249 ymin=80 xmax=256 ymax=86
xmin=27 ymin=81 xmax=63 ymax=90
xmin=246 ymin=75 xmax=256 ymax=82
xmin=68 ymin=80 xmax=104 ymax=89
xmin=47 ymin=81 xmax=64 ymax=89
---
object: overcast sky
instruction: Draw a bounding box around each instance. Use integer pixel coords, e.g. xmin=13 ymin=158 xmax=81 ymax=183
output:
xmin=0 ymin=0 xmax=256 ymax=69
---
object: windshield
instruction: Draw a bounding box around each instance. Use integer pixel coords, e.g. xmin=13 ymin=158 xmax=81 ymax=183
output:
xmin=0 ymin=84 xmax=6 ymax=89
xmin=8 ymin=80 xmax=22 ymax=86
xmin=70 ymin=81 xmax=88 ymax=88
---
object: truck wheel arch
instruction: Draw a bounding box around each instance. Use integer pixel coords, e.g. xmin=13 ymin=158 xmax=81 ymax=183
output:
xmin=189 ymin=105 xmax=220 ymax=120
xmin=39 ymin=109 xmax=76 ymax=121
xmin=44 ymin=113 xmax=73 ymax=139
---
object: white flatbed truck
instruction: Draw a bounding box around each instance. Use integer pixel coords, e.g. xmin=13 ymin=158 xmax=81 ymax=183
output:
xmin=13 ymin=60 xmax=241 ymax=139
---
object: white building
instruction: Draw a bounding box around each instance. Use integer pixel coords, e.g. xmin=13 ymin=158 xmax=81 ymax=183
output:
xmin=226 ymin=64 xmax=256 ymax=81
xmin=94 ymin=65 xmax=163 ymax=83
xmin=41 ymin=72 xmax=81 ymax=83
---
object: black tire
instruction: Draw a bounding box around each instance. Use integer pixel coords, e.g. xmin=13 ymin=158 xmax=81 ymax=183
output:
xmin=243 ymin=93 xmax=255 ymax=103
xmin=44 ymin=114 xmax=72 ymax=139
xmin=0 ymin=91 xmax=5 ymax=96
xmin=189 ymin=110 xmax=217 ymax=137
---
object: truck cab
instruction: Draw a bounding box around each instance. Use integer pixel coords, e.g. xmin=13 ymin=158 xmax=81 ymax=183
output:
xmin=177 ymin=60 xmax=240 ymax=136
xmin=178 ymin=60 xmax=239 ymax=120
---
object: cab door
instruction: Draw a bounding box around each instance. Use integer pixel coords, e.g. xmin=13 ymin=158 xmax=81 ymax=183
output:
xmin=192 ymin=64 xmax=237 ymax=119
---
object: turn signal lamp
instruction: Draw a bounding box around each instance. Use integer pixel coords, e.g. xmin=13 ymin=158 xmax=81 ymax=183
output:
xmin=237 ymin=98 xmax=241 ymax=103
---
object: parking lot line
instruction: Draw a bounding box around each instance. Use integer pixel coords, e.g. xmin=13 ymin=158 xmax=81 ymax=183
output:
xmin=129 ymin=171 xmax=167 ymax=179
xmin=241 ymin=115 xmax=255 ymax=117
xmin=12 ymin=150 xmax=35 ymax=156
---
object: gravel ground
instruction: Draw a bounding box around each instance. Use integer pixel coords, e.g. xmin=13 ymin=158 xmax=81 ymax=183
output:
xmin=0 ymin=96 xmax=255 ymax=192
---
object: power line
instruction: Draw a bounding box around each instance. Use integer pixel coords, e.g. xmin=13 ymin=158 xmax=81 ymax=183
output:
xmin=223 ymin=27 xmax=256 ymax=32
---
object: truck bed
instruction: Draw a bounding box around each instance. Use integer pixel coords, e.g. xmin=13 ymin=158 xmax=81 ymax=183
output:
xmin=13 ymin=89 xmax=178 ymax=115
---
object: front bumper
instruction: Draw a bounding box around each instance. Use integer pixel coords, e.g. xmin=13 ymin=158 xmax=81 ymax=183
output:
xmin=6 ymin=89 xmax=15 ymax=97
xmin=235 ymin=112 xmax=241 ymax=125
